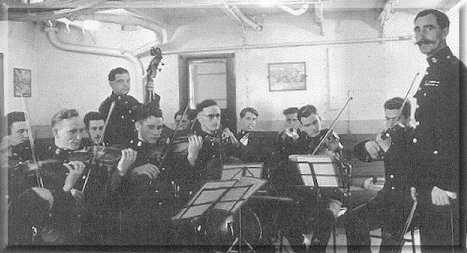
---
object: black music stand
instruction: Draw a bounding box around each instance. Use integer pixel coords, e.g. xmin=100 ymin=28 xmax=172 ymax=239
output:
xmin=289 ymin=154 xmax=352 ymax=252
xmin=222 ymin=163 xmax=264 ymax=180
xmin=289 ymin=154 xmax=345 ymax=190
xmin=172 ymin=177 xmax=266 ymax=253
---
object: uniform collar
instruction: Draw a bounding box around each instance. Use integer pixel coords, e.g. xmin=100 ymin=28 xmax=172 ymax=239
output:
xmin=110 ymin=91 xmax=128 ymax=101
xmin=426 ymin=46 xmax=453 ymax=66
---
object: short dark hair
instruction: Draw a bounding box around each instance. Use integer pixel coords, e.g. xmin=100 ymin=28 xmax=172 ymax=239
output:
xmin=108 ymin=67 xmax=129 ymax=81
xmin=6 ymin=111 xmax=26 ymax=135
xmin=134 ymin=103 xmax=163 ymax=122
xmin=283 ymin=107 xmax=299 ymax=116
xmin=298 ymin=105 xmax=318 ymax=122
xmin=83 ymin=111 xmax=105 ymax=129
xmin=196 ymin=99 xmax=218 ymax=114
xmin=384 ymin=97 xmax=411 ymax=118
xmin=239 ymin=107 xmax=259 ymax=118
xmin=51 ymin=109 xmax=79 ymax=129
xmin=415 ymin=9 xmax=450 ymax=29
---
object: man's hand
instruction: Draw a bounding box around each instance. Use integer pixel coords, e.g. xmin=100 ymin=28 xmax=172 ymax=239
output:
xmin=411 ymin=187 xmax=417 ymax=202
xmin=131 ymin=163 xmax=160 ymax=181
xmin=285 ymin=128 xmax=299 ymax=141
xmin=117 ymin=148 xmax=137 ymax=176
xmin=187 ymin=135 xmax=203 ymax=166
xmin=63 ymin=161 xmax=85 ymax=192
xmin=222 ymin=128 xmax=239 ymax=147
xmin=364 ymin=140 xmax=382 ymax=160
xmin=431 ymin=186 xmax=457 ymax=206
xmin=70 ymin=188 xmax=85 ymax=206
xmin=362 ymin=177 xmax=385 ymax=191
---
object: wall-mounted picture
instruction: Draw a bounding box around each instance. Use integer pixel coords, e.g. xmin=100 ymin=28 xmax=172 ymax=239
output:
xmin=268 ymin=62 xmax=306 ymax=92
xmin=13 ymin=68 xmax=32 ymax=97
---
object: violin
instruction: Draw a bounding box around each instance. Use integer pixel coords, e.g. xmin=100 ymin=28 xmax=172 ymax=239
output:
xmin=375 ymin=123 xmax=406 ymax=155
xmin=67 ymin=145 xmax=122 ymax=166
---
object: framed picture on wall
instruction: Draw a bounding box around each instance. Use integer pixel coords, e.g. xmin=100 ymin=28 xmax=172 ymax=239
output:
xmin=13 ymin=68 xmax=32 ymax=97
xmin=268 ymin=62 xmax=306 ymax=92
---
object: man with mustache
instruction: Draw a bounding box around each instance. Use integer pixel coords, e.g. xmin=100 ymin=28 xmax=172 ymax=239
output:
xmin=409 ymin=9 xmax=466 ymax=252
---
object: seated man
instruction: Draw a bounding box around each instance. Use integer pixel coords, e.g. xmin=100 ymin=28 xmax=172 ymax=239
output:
xmin=30 ymin=109 xmax=135 ymax=245
xmin=228 ymin=107 xmax=262 ymax=162
xmin=272 ymin=104 xmax=346 ymax=253
xmin=3 ymin=111 xmax=34 ymax=203
xmin=276 ymin=107 xmax=306 ymax=160
xmin=120 ymin=103 xmax=186 ymax=245
xmin=83 ymin=111 xmax=105 ymax=146
xmin=346 ymin=97 xmax=415 ymax=253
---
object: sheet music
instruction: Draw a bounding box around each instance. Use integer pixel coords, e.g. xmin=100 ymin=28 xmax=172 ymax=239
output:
xmin=313 ymin=163 xmax=337 ymax=175
xmin=218 ymin=177 xmax=266 ymax=213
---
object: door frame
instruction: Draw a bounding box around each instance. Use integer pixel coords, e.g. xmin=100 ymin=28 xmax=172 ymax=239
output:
xmin=178 ymin=53 xmax=237 ymax=131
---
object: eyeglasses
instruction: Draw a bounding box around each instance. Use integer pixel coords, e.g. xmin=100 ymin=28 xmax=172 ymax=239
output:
xmin=200 ymin=113 xmax=221 ymax=120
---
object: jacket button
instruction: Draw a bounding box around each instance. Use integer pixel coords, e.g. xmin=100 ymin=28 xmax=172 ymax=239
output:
xmin=389 ymin=174 xmax=394 ymax=179
xmin=433 ymin=150 xmax=439 ymax=155
xmin=412 ymin=138 xmax=417 ymax=143
xmin=391 ymin=186 xmax=395 ymax=190
xmin=121 ymin=115 xmax=125 ymax=119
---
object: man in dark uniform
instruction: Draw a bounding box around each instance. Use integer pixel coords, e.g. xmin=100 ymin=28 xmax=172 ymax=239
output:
xmin=83 ymin=111 xmax=105 ymax=146
xmin=99 ymin=67 xmax=161 ymax=146
xmin=272 ymin=104 xmax=345 ymax=253
xmin=34 ymin=109 xmax=136 ymax=245
xmin=120 ymin=103 xmax=184 ymax=245
xmin=346 ymin=97 xmax=414 ymax=253
xmin=228 ymin=107 xmax=261 ymax=162
xmin=409 ymin=9 xmax=466 ymax=252
xmin=276 ymin=107 xmax=307 ymax=161
xmin=3 ymin=112 xmax=34 ymax=203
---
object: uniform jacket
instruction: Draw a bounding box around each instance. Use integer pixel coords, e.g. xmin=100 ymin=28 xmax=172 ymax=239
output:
xmin=410 ymin=46 xmax=466 ymax=194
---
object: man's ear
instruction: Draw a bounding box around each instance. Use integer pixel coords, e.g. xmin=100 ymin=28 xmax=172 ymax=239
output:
xmin=52 ymin=128 xmax=59 ymax=139
xmin=134 ymin=121 xmax=141 ymax=132
xmin=441 ymin=27 xmax=449 ymax=39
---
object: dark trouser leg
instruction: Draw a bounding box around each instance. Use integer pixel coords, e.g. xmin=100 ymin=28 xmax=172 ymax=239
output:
xmin=345 ymin=193 xmax=392 ymax=253
xmin=419 ymin=200 xmax=460 ymax=253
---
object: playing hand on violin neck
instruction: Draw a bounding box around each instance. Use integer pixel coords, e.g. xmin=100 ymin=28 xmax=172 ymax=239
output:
xmin=117 ymin=148 xmax=137 ymax=176
xmin=63 ymin=160 xmax=86 ymax=192
xmin=187 ymin=135 xmax=203 ymax=166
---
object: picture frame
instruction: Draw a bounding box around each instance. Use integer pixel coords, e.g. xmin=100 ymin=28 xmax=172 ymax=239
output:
xmin=268 ymin=62 xmax=306 ymax=92
xmin=13 ymin=68 xmax=32 ymax=97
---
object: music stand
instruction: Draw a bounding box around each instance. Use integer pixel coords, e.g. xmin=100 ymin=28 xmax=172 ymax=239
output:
xmin=222 ymin=163 xmax=264 ymax=180
xmin=172 ymin=177 xmax=266 ymax=253
xmin=289 ymin=154 xmax=345 ymax=189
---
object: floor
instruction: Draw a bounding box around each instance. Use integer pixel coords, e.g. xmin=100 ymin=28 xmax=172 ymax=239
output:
xmin=325 ymin=227 xmax=421 ymax=253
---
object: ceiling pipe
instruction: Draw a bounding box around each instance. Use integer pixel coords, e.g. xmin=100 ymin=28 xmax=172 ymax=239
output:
xmin=45 ymin=25 xmax=145 ymax=101
xmin=162 ymin=35 xmax=413 ymax=55
xmin=278 ymin=3 xmax=310 ymax=16
xmin=71 ymin=12 xmax=168 ymax=44
xmin=230 ymin=5 xmax=263 ymax=31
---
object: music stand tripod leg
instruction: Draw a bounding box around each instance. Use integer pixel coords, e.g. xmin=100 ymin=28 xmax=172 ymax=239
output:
xmin=227 ymin=206 xmax=256 ymax=253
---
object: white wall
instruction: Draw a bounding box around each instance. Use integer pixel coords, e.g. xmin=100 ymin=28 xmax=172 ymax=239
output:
xmin=3 ymin=8 xmax=463 ymax=136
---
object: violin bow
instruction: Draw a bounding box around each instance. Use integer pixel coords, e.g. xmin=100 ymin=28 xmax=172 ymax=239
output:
xmin=160 ymin=104 xmax=191 ymax=166
xmin=81 ymin=101 xmax=116 ymax=192
xmin=311 ymin=97 xmax=353 ymax=155
xmin=21 ymin=95 xmax=44 ymax=188
xmin=397 ymin=72 xmax=420 ymax=125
